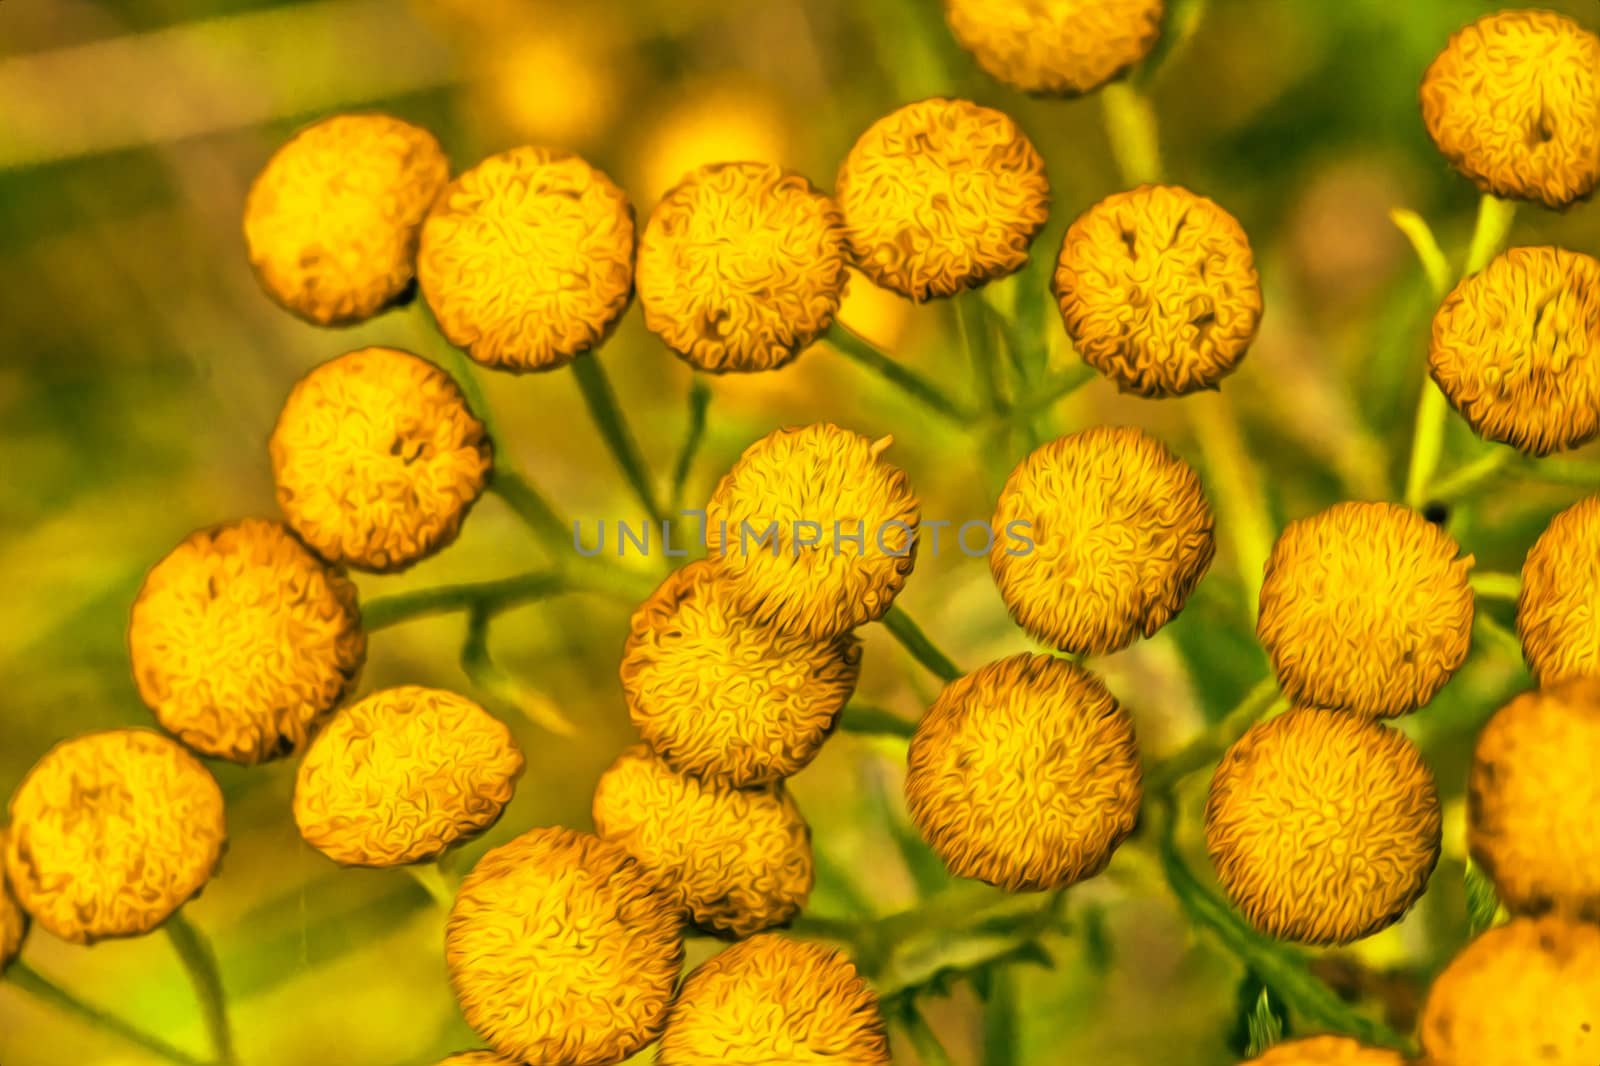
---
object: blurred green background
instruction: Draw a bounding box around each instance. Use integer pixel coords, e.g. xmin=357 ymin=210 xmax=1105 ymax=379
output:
xmin=3 ymin=1 xmax=1599 ymax=1063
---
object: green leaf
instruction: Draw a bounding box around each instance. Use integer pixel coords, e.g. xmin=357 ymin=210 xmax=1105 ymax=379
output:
xmin=1465 ymin=859 xmax=1504 ymax=936
xmin=1246 ymin=987 xmax=1286 ymax=1057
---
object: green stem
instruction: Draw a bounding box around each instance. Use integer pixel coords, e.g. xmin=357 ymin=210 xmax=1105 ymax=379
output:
xmin=403 ymin=863 xmax=457 ymax=911
xmin=839 ymin=702 xmax=919 ymax=739
xmin=1389 ymin=208 xmax=1453 ymax=302
xmin=1429 ymin=448 xmax=1515 ymax=502
xmin=7 ymin=961 xmax=209 ymax=1066
xmin=1189 ymin=394 xmax=1276 ymax=620
xmin=1473 ymin=612 xmax=1524 ymax=663
xmin=669 ymin=376 xmax=713 ymax=514
xmin=825 ymin=324 xmax=976 ymax=424
xmin=879 ymin=606 xmax=964 ymax=683
xmin=1524 ymin=458 xmax=1600 ymax=487
xmin=461 ymin=605 xmax=580 ymax=737
xmin=411 ymin=304 xmax=504 ymax=445
xmin=165 ymin=911 xmax=237 ymax=1066
xmin=570 ymin=353 xmax=665 ymax=526
xmin=1006 ymin=362 xmax=1098 ymax=423
xmin=896 ymin=999 xmax=956 ymax=1066
xmin=1469 ymin=571 xmax=1521 ymax=602
xmin=956 ymin=298 xmax=1005 ymax=415
xmin=1146 ymin=676 xmax=1283 ymax=793
xmin=977 ymin=964 xmax=1021 ymax=1066
xmin=487 ymin=469 xmax=571 ymax=556
xmin=1462 ymin=195 xmax=1517 ymax=276
xmin=363 ymin=570 xmax=569 ymax=629
xmin=1101 ymin=81 xmax=1164 ymax=184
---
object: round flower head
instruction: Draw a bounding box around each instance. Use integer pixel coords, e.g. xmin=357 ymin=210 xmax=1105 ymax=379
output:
xmin=244 ymin=113 xmax=449 ymax=325
xmin=433 ymin=1055 xmax=519 ymax=1066
xmin=705 ymin=424 xmax=920 ymax=641
xmin=1420 ymin=10 xmax=1600 ymax=209
xmin=1429 ymin=246 xmax=1600 ymax=456
xmin=129 ymin=518 xmax=366 ymax=764
xmin=636 ymin=161 xmax=850 ymax=373
xmin=944 ymin=0 xmax=1165 ymax=96
xmin=835 ymin=98 xmax=1049 ymax=301
xmin=621 ymin=560 xmax=861 ymax=786
xmin=1257 ymin=501 xmax=1475 ymax=717
xmin=418 ymin=146 xmax=635 ymax=371
xmin=658 ymin=934 xmax=891 ymax=1065
xmin=4 ymin=729 xmax=226 ymax=945
xmin=592 ymin=745 xmax=813 ymax=938
xmin=1468 ymin=677 xmax=1600 ymax=920
xmin=446 ymin=827 xmax=683 ymax=1065
xmin=294 ymin=686 xmax=524 ymax=867
xmin=1240 ymin=1036 xmax=1406 ymax=1066
xmin=1054 ymin=185 xmax=1262 ymax=397
xmin=1420 ymin=916 xmax=1600 ymax=1066
xmin=270 ymin=347 xmax=492 ymax=572
xmin=905 ymin=654 xmax=1143 ymax=892
xmin=0 ymin=831 xmax=26 ymax=973
xmin=1205 ymin=709 xmax=1441 ymax=946
xmin=1519 ymin=495 xmax=1600 ymax=684
xmin=989 ymin=426 xmax=1215 ymax=656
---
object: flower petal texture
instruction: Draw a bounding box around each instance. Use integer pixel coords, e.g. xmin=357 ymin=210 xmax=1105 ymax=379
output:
xmin=129 ymin=518 xmax=366 ymax=764
xmin=270 ymin=347 xmax=492 ymax=572
xmin=0 ymin=830 xmax=26 ymax=974
xmin=1240 ymin=1036 xmax=1406 ymax=1066
xmin=944 ymin=0 xmax=1164 ymax=96
xmin=4 ymin=729 xmax=226 ymax=945
xmin=433 ymin=1054 xmax=520 ymax=1066
xmin=1205 ymin=708 xmax=1441 ymax=946
xmin=1519 ymin=494 xmax=1600 ymax=684
xmin=835 ymin=98 xmax=1049 ymax=301
xmin=905 ymin=654 xmax=1143 ymax=892
xmin=989 ymin=426 xmax=1215 ymax=655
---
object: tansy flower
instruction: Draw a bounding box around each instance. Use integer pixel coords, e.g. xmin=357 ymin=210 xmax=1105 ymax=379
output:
xmin=835 ymin=98 xmax=1049 ymax=301
xmin=636 ymin=161 xmax=850 ymax=373
xmin=294 ymin=686 xmax=524 ymax=867
xmin=4 ymin=729 xmax=226 ymax=945
xmin=0 ymin=831 xmax=25 ymax=973
xmin=244 ymin=113 xmax=450 ymax=326
xmin=621 ymin=560 xmax=862 ymax=786
xmin=591 ymin=745 xmax=813 ymax=938
xmin=1055 ymin=185 xmax=1262 ymax=397
xmin=1519 ymin=495 xmax=1600 ymax=683
xmin=1429 ymin=246 xmax=1600 ymax=456
xmin=944 ymin=0 xmax=1165 ymax=97
xmin=445 ymin=827 xmax=682 ymax=1066
xmin=1420 ymin=10 xmax=1600 ymax=209
xmin=1468 ymin=677 xmax=1600 ymax=921
xmin=1240 ymin=1036 xmax=1406 ymax=1066
xmin=433 ymin=1054 xmax=519 ymax=1066
xmin=989 ymin=426 xmax=1215 ymax=656
xmin=1257 ymin=501 xmax=1475 ymax=717
xmin=418 ymin=146 xmax=635 ymax=371
xmin=270 ymin=347 xmax=492 ymax=572
xmin=129 ymin=518 xmax=366 ymax=764
xmin=1205 ymin=709 xmax=1441 ymax=946
xmin=905 ymin=654 xmax=1143 ymax=892
xmin=705 ymin=423 xmax=920 ymax=641
xmin=1419 ymin=916 xmax=1600 ymax=1066
xmin=657 ymin=934 xmax=891 ymax=1065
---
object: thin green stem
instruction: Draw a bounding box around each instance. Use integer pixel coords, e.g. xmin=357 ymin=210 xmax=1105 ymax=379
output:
xmin=669 ymin=376 xmax=713 ymax=514
xmin=165 ymin=911 xmax=237 ymax=1066
xmin=1463 ymin=195 xmax=1517 ymax=276
xmin=1134 ymin=0 xmax=1207 ymax=87
xmin=461 ymin=605 xmax=580 ymax=737
xmin=879 ymin=606 xmax=963 ymax=683
xmin=1474 ymin=612 xmax=1524 ymax=663
xmin=403 ymin=863 xmax=458 ymax=911
xmin=1006 ymin=362 xmax=1098 ymax=423
xmin=1101 ymin=81 xmax=1164 ymax=184
xmin=487 ymin=469 xmax=571 ymax=556
xmin=1525 ymin=458 xmax=1600 ymax=487
xmin=1147 ymin=676 xmax=1283 ymax=793
xmin=570 ymin=353 xmax=665 ymax=526
xmin=411 ymin=304 xmax=503 ymax=445
xmin=1429 ymin=448 xmax=1515 ymax=502
xmin=1189 ymin=394 xmax=1275 ymax=619
xmin=363 ymin=570 xmax=569 ymax=629
xmin=977 ymin=964 xmax=1021 ymax=1066
xmin=896 ymin=999 xmax=956 ymax=1066
xmin=838 ymin=702 xmax=919 ymax=739
xmin=1469 ymin=571 xmax=1521 ymax=602
xmin=1389 ymin=208 xmax=1453 ymax=302
xmin=956 ymin=298 xmax=1005 ymax=415
xmin=7 ymin=961 xmax=208 ymax=1066
xmin=825 ymin=324 xmax=976 ymax=424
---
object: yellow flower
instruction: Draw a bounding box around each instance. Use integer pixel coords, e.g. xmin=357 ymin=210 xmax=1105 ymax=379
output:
xmin=1419 ymin=916 xmax=1600 ymax=1066
xmin=294 ymin=686 xmax=524 ymax=867
xmin=989 ymin=426 xmax=1215 ymax=655
xmin=1241 ymin=1036 xmax=1406 ymax=1066
xmin=129 ymin=518 xmax=366 ymax=764
xmin=905 ymin=654 xmax=1143 ymax=892
xmin=1257 ymin=501 xmax=1475 ymax=717
xmin=445 ymin=827 xmax=682 ymax=1066
xmin=432 ymin=1054 xmax=518 ymax=1066
xmin=657 ymin=934 xmax=891 ymax=1065
xmin=1055 ymin=184 xmax=1262 ymax=396
xmin=636 ymin=161 xmax=850 ymax=373
xmin=4 ymin=729 xmax=226 ymax=945
xmin=1429 ymin=246 xmax=1600 ymax=456
xmin=1519 ymin=494 xmax=1600 ymax=684
xmin=944 ymin=0 xmax=1165 ymax=96
xmin=270 ymin=347 xmax=492 ymax=572
xmin=1468 ymin=677 xmax=1600 ymax=921
xmin=621 ymin=560 xmax=861 ymax=786
xmin=0 ymin=830 xmax=25 ymax=973
xmin=835 ymin=98 xmax=1050 ymax=301
xmin=418 ymin=146 xmax=635 ymax=371
xmin=591 ymin=745 xmax=812 ymax=938
xmin=1204 ymin=708 xmax=1441 ymax=946
xmin=705 ymin=423 xmax=920 ymax=640
xmin=243 ymin=113 xmax=449 ymax=326
xmin=1420 ymin=10 xmax=1600 ymax=209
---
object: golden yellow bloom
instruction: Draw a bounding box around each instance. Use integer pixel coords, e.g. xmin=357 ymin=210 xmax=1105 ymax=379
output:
xmin=1419 ymin=916 xmax=1600 ymax=1066
xmin=706 ymin=423 xmax=920 ymax=640
xmin=1519 ymin=495 xmax=1600 ymax=683
xmin=621 ymin=560 xmax=861 ymax=786
xmin=592 ymin=745 xmax=812 ymax=938
xmin=906 ymin=654 xmax=1142 ymax=892
xmin=433 ymin=1054 xmax=518 ymax=1066
xmin=1054 ymin=184 xmax=1262 ymax=397
xmin=1257 ymin=501 xmax=1475 ymax=717
xmin=1420 ymin=11 xmax=1600 ymax=209
xmin=294 ymin=686 xmax=524 ymax=867
xmin=129 ymin=518 xmax=366 ymax=764
xmin=1241 ymin=1036 xmax=1406 ymax=1066
xmin=1468 ymin=678 xmax=1600 ymax=920
xmin=0 ymin=830 xmax=25 ymax=973
xmin=445 ymin=827 xmax=682 ymax=1065
xmin=989 ymin=426 xmax=1215 ymax=655
xmin=270 ymin=347 xmax=492 ymax=572
xmin=244 ymin=113 xmax=449 ymax=326
xmin=945 ymin=0 xmax=1164 ymax=96
xmin=657 ymin=934 xmax=891 ymax=1065
xmin=835 ymin=98 xmax=1049 ymax=301
xmin=418 ymin=146 xmax=635 ymax=371
xmin=4 ymin=729 xmax=226 ymax=945
xmin=636 ymin=161 xmax=849 ymax=373
xmin=1205 ymin=709 xmax=1441 ymax=946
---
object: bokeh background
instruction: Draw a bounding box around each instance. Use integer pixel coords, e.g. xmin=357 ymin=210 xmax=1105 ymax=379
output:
xmin=3 ymin=1 xmax=1599 ymax=1063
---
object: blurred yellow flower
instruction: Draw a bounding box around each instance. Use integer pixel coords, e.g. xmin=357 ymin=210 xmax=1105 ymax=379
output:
xmin=638 ymin=82 xmax=790 ymax=204
xmin=432 ymin=1054 xmax=518 ymax=1066
xmin=1519 ymin=494 xmax=1600 ymax=684
xmin=945 ymin=0 xmax=1165 ymax=96
xmin=0 ymin=830 xmax=25 ymax=974
xmin=1241 ymin=1036 xmax=1405 ymax=1065
xmin=481 ymin=28 xmax=621 ymax=149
